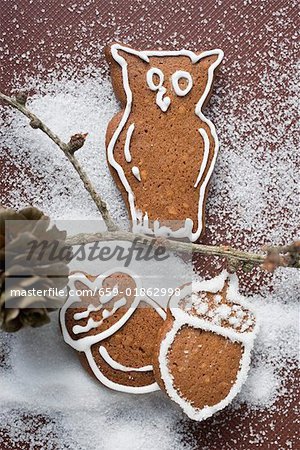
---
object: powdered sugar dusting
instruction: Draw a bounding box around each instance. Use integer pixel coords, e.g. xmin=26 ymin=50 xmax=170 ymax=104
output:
xmin=207 ymin=64 xmax=299 ymax=249
xmin=0 ymin=318 xmax=189 ymax=450
xmin=0 ymin=73 xmax=127 ymax=225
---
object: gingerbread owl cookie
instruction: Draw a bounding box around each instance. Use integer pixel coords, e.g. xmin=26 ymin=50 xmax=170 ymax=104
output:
xmin=60 ymin=268 xmax=166 ymax=393
xmin=105 ymin=43 xmax=223 ymax=242
xmin=153 ymin=271 xmax=258 ymax=421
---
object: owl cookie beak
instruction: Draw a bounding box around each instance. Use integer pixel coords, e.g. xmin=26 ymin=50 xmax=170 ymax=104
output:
xmin=156 ymin=89 xmax=171 ymax=112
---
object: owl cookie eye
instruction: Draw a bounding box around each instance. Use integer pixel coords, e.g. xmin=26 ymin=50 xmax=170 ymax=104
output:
xmin=171 ymin=71 xmax=193 ymax=96
xmin=146 ymin=67 xmax=170 ymax=112
xmin=146 ymin=67 xmax=164 ymax=91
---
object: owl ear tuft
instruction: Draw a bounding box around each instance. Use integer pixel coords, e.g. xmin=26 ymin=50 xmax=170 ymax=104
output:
xmin=105 ymin=42 xmax=149 ymax=106
xmin=105 ymin=42 xmax=149 ymax=65
xmin=194 ymin=49 xmax=224 ymax=72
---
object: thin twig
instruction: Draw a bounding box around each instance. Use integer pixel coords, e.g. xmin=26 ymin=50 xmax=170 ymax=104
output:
xmin=66 ymin=230 xmax=299 ymax=270
xmin=66 ymin=230 xmax=263 ymax=263
xmin=0 ymin=91 xmax=117 ymax=232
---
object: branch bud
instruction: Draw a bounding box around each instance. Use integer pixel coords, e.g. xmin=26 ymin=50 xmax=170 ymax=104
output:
xmin=242 ymin=261 xmax=255 ymax=272
xmin=227 ymin=257 xmax=240 ymax=273
xmin=30 ymin=118 xmax=41 ymax=129
xmin=67 ymin=133 xmax=88 ymax=155
xmin=15 ymin=91 xmax=28 ymax=106
xmin=261 ymin=249 xmax=284 ymax=272
xmin=285 ymin=240 xmax=300 ymax=268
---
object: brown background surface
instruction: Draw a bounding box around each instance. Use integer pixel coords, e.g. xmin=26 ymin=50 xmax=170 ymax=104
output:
xmin=0 ymin=0 xmax=299 ymax=449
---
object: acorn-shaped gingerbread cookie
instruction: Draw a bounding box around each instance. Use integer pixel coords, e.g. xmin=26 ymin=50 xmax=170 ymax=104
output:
xmin=105 ymin=43 xmax=224 ymax=242
xmin=60 ymin=268 xmax=166 ymax=394
xmin=153 ymin=270 xmax=258 ymax=421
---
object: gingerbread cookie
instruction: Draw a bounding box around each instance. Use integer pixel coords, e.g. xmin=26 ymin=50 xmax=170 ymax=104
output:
xmin=153 ymin=271 xmax=258 ymax=421
xmin=60 ymin=268 xmax=166 ymax=393
xmin=105 ymin=43 xmax=223 ymax=242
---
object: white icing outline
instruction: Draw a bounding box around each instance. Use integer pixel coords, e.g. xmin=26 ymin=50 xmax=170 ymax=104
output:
xmin=107 ymin=44 xmax=224 ymax=242
xmin=171 ymin=70 xmax=193 ymax=96
xmin=158 ymin=270 xmax=259 ymax=421
xmin=73 ymin=294 xmax=126 ymax=335
xmin=124 ymin=123 xmax=134 ymax=162
xmin=194 ymin=128 xmax=210 ymax=188
xmin=60 ymin=268 xmax=166 ymax=394
xmin=146 ymin=67 xmax=164 ymax=90
xmin=99 ymin=346 xmax=153 ymax=372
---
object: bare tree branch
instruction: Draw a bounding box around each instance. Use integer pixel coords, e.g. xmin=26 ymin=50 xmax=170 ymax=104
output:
xmin=0 ymin=91 xmax=118 ymax=232
xmin=66 ymin=230 xmax=300 ymax=271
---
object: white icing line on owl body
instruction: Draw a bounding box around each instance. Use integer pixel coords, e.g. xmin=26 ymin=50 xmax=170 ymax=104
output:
xmin=153 ymin=218 xmax=193 ymax=239
xmin=171 ymin=70 xmax=193 ymax=96
xmin=137 ymin=212 xmax=152 ymax=234
xmin=194 ymin=128 xmax=210 ymax=188
xmin=124 ymin=123 xmax=134 ymax=162
xmin=107 ymin=44 xmax=224 ymax=242
xmin=99 ymin=346 xmax=153 ymax=372
xmin=158 ymin=270 xmax=258 ymax=421
xmin=132 ymin=166 xmax=141 ymax=181
xmin=60 ymin=269 xmax=166 ymax=394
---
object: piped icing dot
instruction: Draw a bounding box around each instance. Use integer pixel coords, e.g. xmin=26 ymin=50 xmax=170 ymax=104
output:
xmin=229 ymin=316 xmax=240 ymax=326
xmin=215 ymin=304 xmax=231 ymax=319
xmin=236 ymin=309 xmax=245 ymax=318
xmin=196 ymin=303 xmax=209 ymax=315
xmin=132 ymin=166 xmax=141 ymax=181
